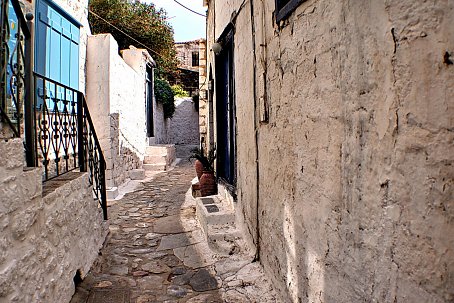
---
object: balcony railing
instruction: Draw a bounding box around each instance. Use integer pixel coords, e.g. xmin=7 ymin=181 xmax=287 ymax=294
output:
xmin=1 ymin=0 xmax=107 ymax=219
xmin=0 ymin=0 xmax=30 ymax=137
xmin=30 ymin=72 xmax=107 ymax=219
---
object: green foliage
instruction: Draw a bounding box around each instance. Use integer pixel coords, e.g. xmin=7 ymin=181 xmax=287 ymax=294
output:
xmin=171 ymin=84 xmax=189 ymax=98
xmin=154 ymin=77 xmax=175 ymax=119
xmin=88 ymin=0 xmax=178 ymax=77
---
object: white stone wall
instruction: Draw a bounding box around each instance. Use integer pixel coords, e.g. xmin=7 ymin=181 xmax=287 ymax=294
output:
xmin=168 ymin=97 xmax=200 ymax=145
xmin=206 ymin=0 xmax=454 ymax=302
xmin=87 ymin=35 xmax=160 ymax=188
xmin=154 ymin=101 xmax=168 ymax=144
xmin=0 ymin=139 xmax=107 ymax=303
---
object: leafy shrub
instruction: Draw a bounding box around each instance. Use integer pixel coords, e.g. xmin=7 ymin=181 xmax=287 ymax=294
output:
xmin=155 ymin=77 xmax=175 ymax=119
xmin=171 ymin=84 xmax=189 ymax=98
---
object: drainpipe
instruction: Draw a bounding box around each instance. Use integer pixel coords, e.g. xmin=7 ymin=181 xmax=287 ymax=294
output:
xmin=251 ymin=0 xmax=269 ymax=262
xmin=249 ymin=0 xmax=261 ymax=262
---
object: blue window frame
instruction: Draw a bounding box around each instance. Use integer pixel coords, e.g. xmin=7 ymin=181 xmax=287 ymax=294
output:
xmin=275 ymin=0 xmax=305 ymax=23
xmin=35 ymin=0 xmax=80 ymax=110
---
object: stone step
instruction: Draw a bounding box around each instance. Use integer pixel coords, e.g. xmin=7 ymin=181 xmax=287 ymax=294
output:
xmin=143 ymin=163 xmax=167 ymax=171
xmin=206 ymin=224 xmax=242 ymax=255
xmin=195 ymin=195 xmax=239 ymax=255
xmin=144 ymin=145 xmax=176 ymax=169
xmin=143 ymin=155 xmax=167 ymax=165
xmin=106 ymin=187 xmax=119 ymax=200
xmin=145 ymin=145 xmax=174 ymax=156
xmin=129 ymin=169 xmax=145 ymax=180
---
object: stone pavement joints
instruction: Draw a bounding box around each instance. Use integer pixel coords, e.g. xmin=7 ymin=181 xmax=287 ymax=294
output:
xmin=70 ymin=159 xmax=281 ymax=303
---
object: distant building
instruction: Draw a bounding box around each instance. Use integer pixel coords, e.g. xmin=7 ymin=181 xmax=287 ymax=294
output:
xmin=171 ymin=39 xmax=207 ymax=97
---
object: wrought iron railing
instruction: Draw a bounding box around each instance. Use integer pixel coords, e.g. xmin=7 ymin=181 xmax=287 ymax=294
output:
xmin=0 ymin=0 xmax=107 ymax=219
xmin=0 ymin=0 xmax=30 ymax=137
xmin=31 ymin=72 xmax=107 ymax=219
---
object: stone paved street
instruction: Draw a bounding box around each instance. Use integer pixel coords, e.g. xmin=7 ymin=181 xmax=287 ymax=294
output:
xmin=70 ymin=160 xmax=279 ymax=303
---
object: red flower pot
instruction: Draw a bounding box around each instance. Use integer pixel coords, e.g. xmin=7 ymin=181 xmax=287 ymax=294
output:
xmin=199 ymin=170 xmax=217 ymax=196
xmin=194 ymin=159 xmax=204 ymax=180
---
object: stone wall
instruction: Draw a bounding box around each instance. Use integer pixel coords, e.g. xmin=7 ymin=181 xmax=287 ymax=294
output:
xmin=108 ymin=113 xmax=141 ymax=187
xmin=0 ymin=139 xmax=108 ymax=303
xmin=205 ymin=0 xmax=454 ymax=302
xmin=166 ymin=97 xmax=200 ymax=158
xmin=175 ymin=40 xmax=203 ymax=72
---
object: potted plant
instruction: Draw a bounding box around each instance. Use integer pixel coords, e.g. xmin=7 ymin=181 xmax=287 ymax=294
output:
xmin=189 ymin=147 xmax=217 ymax=196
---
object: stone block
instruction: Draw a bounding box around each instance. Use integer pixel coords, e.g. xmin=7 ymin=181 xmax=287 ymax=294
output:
xmin=106 ymin=187 xmax=119 ymax=200
xmin=143 ymin=163 xmax=167 ymax=171
xmin=0 ymin=138 xmax=23 ymax=171
xmin=129 ymin=169 xmax=145 ymax=180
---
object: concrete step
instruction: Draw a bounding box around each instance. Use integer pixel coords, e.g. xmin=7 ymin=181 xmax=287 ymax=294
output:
xmin=143 ymin=163 xmax=167 ymax=171
xmin=206 ymin=224 xmax=242 ymax=255
xmin=144 ymin=145 xmax=176 ymax=169
xmin=129 ymin=169 xmax=145 ymax=180
xmin=143 ymin=155 xmax=167 ymax=165
xmin=195 ymin=195 xmax=240 ymax=255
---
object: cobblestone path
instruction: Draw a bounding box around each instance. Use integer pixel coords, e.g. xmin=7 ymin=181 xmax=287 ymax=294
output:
xmin=70 ymin=160 xmax=279 ymax=303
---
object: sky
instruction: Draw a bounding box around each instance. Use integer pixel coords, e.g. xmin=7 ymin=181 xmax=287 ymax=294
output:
xmin=146 ymin=0 xmax=207 ymax=42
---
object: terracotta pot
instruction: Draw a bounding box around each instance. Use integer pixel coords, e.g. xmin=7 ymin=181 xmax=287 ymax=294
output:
xmin=194 ymin=160 xmax=204 ymax=180
xmin=199 ymin=170 xmax=217 ymax=196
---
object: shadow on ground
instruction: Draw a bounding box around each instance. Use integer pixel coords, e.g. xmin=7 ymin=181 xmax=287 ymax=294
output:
xmin=70 ymin=159 xmax=222 ymax=303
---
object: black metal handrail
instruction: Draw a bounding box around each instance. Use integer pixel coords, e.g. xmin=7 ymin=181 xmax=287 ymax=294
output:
xmin=32 ymin=72 xmax=107 ymax=219
xmin=0 ymin=0 xmax=31 ymax=137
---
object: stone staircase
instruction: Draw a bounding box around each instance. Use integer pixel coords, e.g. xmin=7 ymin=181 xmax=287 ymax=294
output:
xmin=143 ymin=144 xmax=176 ymax=172
xmin=195 ymin=193 xmax=243 ymax=256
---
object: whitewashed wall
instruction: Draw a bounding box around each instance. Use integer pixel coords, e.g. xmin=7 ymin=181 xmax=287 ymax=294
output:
xmin=86 ymin=34 xmax=167 ymax=188
xmin=0 ymin=139 xmax=107 ymax=303
xmin=206 ymin=0 xmax=454 ymax=302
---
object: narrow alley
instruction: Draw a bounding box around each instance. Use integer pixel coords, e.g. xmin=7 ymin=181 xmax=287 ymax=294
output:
xmin=70 ymin=160 xmax=279 ymax=303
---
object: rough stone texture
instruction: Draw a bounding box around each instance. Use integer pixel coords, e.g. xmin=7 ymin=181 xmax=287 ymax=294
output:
xmin=205 ymin=0 xmax=454 ymax=302
xmin=0 ymin=139 xmax=108 ymax=303
xmin=167 ymin=97 xmax=200 ymax=147
xmin=70 ymin=160 xmax=280 ymax=303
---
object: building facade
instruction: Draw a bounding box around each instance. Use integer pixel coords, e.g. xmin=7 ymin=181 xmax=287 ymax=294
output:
xmin=0 ymin=0 xmax=109 ymax=301
xmin=203 ymin=0 xmax=454 ymax=302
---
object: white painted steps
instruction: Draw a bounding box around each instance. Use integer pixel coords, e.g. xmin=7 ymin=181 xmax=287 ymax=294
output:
xmin=195 ymin=193 xmax=243 ymax=256
xmin=143 ymin=144 xmax=175 ymax=172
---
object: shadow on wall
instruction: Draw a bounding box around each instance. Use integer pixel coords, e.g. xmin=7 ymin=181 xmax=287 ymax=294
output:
xmin=166 ymin=97 xmax=200 ymax=158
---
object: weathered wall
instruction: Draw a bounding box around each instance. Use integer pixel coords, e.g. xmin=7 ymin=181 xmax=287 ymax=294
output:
xmin=175 ymin=40 xmax=202 ymax=72
xmin=206 ymin=0 xmax=259 ymax=256
xmin=0 ymin=139 xmax=107 ymax=303
xmin=206 ymin=0 xmax=454 ymax=302
xmin=167 ymin=97 xmax=200 ymax=157
xmin=154 ymin=101 xmax=168 ymax=144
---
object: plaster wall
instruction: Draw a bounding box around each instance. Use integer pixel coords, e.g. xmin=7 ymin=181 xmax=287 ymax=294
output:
xmin=87 ymin=35 xmax=159 ymax=187
xmin=206 ymin=0 xmax=454 ymax=302
xmin=0 ymin=139 xmax=108 ymax=303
